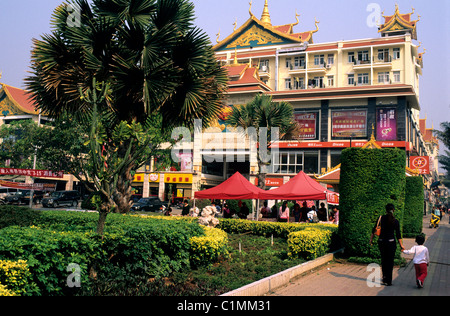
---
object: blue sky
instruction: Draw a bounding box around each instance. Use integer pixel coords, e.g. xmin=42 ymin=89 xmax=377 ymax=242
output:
xmin=0 ymin=0 xmax=449 ymax=160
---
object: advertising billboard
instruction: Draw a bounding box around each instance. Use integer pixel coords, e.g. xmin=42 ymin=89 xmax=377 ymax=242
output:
xmin=331 ymin=110 xmax=367 ymax=138
xmin=376 ymin=108 xmax=397 ymax=141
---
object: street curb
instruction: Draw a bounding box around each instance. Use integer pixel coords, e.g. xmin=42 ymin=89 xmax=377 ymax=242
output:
xmin=221 ymin=248 xmax=344 ymax=297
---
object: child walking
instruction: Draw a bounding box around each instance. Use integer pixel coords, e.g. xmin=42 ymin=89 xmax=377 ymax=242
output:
xmin=402 ymin=234 xmax=430 ymax=288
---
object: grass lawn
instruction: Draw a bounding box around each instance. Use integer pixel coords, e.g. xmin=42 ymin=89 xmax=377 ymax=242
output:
xmin=166 ymin=233 xmax=306 ymax=296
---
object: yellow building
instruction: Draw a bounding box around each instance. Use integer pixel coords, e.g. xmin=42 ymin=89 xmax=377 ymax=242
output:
xmin=136 ymin=2 xmax=436 ymax=200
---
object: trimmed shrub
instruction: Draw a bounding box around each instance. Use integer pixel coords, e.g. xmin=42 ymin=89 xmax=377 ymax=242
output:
xmin=403 ymin=176 xmax=424 ymax=237
xmin=0 ymin=206 xmax=41 ymax=229
xmin=0 ymin=283 xmax=17 ymax=296
xmin=0 ymin=259 xmax=38 ymax=296
xmin=338 ymin=148 xmax=406 ymax=258
xmin=0 ymin=209 xmax=225 ymax=295
xmin=0 ymin=226 xmax=98 ymax=296
xmin=190 ymin=226 xmax=229 ymax=267
xmin=218 ymin=218 xmax=337 ymax=239
xmin=288 ymin=228 xmax=334 ymax=260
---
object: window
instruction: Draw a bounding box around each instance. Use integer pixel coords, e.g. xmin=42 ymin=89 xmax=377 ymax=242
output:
xmin=378 ymin=48 xmax=389 ymax=62
xmin=357 ymin=73 xmax=369 ymax=85
xmin=304 ymin=152 xmax=319 ymax=174
xmin=260 ymin=59 xmax=269 ymax=72
xmin=286 ymin=58 xmax=292 ymax=68
xmin=294 ymin=56 xmax=305 ymax=69
xmin=327 ymin=54 xmax=334 ymax=65
xmin=393 ymin=71 xmax=401 ymax=82
xmin=348 ymin=52 xmax=355 ymax=63
xmin=272 ymin=151 xmax=303 ymax=174
xmin=348 ymin=74 xmax=355 ymax=85
xmin=285 ymin=78 xmax=292 ymax=90
xmin=314 ymin=54 xmax=325 ymax=66
xmin=314 ymin=76 xmax=324 ymax=88
xmin=358 ymin=50 xmax=369 ymax=62
xmin=393 ymin=48 xmax=400 ymax=60
xmin=327 ymin=75 xmax=334 ymax=87
xmin=330 ymin=151 xmax=341 ymax=169
xmin=293 ymin=77 xmax=304 ymax=89
xmin=378 ymin=72 xmax=390 ymax=84
xmin=272 ymin=151 xmax=319 ymax=174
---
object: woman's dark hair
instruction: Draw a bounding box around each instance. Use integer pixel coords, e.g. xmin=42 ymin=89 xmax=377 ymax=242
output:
xmin=385 ymin=203 xmax=395 ymax=227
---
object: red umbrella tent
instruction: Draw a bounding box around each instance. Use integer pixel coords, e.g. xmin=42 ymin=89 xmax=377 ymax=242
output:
xmin=258 ymin=171 xmax=327 ymax=201
xmin=194 ymin=172 xmax=265 ymax=200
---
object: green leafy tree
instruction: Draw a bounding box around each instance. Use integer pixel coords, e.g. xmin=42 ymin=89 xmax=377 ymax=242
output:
xmin=227 ymin=94 xmax=295 ymax=189
xmin=434 ymin=122 xmax=450 ymax=187
xmin=26 ymin=0 xmax=228 ymax=234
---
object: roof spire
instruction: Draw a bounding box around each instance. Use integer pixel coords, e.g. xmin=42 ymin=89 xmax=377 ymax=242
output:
xmin=260 ymin=0 xmax=272 ymax=25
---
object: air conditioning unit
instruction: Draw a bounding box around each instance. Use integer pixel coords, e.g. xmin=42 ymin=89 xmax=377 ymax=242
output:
xmin=261 ymin=65 xmax=268 ymax=72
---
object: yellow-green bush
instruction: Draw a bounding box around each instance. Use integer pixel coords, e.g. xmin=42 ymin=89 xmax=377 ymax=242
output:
xmin=219 ymin=218 xmax=337 ymax=239
xmin=288 ymin=228 xmax=334 ymax=260
xmin=190 ymin=226 xmax=228 ymax=267
xmin=0 ymin=260 xmax=36 ymax=296
xmin=0 ymin=283 xmax=17 ymax=296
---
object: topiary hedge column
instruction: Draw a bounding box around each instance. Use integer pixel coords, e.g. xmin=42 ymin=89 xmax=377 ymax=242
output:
xmin=338 ymin=148 xmax=406 ymax=258
xmin=403 ymin=176 xmax=424 ymax=237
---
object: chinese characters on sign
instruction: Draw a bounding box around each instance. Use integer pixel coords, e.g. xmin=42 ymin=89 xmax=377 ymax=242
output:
xmin=410 ymin=156 xmax=430 ymax=175
xmin=0 ymin=168 xmax=64 ymax=178
xmin=294 ymin=112 xmax=317 ymax=140
xmin=376 ymin=108 xmax=397 ymax=141
xmin=0 ymin=180 xmax=56 ymax=191
xmin=332 ymin=110 xmax=367 ymax=138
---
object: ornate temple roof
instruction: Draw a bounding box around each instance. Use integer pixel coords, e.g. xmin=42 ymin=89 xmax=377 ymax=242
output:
xmin=378 ymin=4 xmax=420 ymax=40
xmin=223 ymin=54 xmax=272 ymax=93
xmin=0 ymin=83 xmax=39 ymax=116
xmin=213 ymin=0 xmax=319 ymax=51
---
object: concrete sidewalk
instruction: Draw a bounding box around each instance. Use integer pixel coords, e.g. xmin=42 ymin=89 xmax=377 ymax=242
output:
xmin=269 ymin=214 xmax=449 ymax=296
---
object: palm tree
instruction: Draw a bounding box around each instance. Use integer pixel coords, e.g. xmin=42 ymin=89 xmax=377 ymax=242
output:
xmin=26 ymin=0 xmax=228 ymax=234
xmin=434 ymin=122 xmax=450 ymax=187
xmin=227 ymin=94 xmax=295 ymax=189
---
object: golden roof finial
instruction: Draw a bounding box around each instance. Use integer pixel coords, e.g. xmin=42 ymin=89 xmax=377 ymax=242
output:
xmin=261 ymin=0 xmax=272 ymax=25
xmin=313 ymin=17 xmax=320 ymax=33
xmin=249 ymin=0 xmax=254 ymax=17
xmin=293 ymin=10 xmax=300 ymax=26
xmin=216 ymin=29 xmax=221 ymax=44
xmin=233 ymin=18 xmax=237 ymax=32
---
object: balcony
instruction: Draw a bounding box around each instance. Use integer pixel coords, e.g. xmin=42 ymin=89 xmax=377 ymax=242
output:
xmin=258 ymin=65 xmax=271 ymax=78
xmin=288 ymin=63 xmax=306 ymax=75
xmin=373 ymin=55 xmax=393 ymax=69
xmin=307 ymin=61 xmax=329 ymax=74
xmin=352 ymin=55 xmax=393 ymax=70
xmin=352 ymin=58 xmax=372 ymax=70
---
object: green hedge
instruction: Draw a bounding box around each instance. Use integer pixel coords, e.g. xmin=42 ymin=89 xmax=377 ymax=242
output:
xmin=0 ymin=206 xmax=41 ymax=229
xmin=288 ymin=228 xmax=334 ymax=260
xmin=403 ymin=176 xmax=424 ymax=237
xmin=218 ymin=218 xmax=338 ymax=239
xmin=338 ymin=148 xmax=406 ymax=258
xmin=0 ymin=259 xmax=39 ymax=296
xmin=0 ymin=208 xmax=222 ymax=296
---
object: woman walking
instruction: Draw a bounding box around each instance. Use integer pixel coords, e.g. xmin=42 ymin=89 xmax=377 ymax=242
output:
xmin=369 ymin=203 xmax=404 ymax=286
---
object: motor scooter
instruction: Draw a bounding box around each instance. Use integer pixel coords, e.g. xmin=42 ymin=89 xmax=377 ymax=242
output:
xmin=429 ymin=213 xmax=440 ymax=229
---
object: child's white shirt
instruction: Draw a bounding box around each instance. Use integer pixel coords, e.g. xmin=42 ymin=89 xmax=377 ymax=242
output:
xmin=403 ymin=245 xmax=430 ymax=265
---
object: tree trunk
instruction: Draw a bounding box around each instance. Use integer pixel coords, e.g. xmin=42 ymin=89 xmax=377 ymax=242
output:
xmin=115 ymin=162 xmax=135 ymax=213
xmin=96 ymin=210 xmax=108 ymax=236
